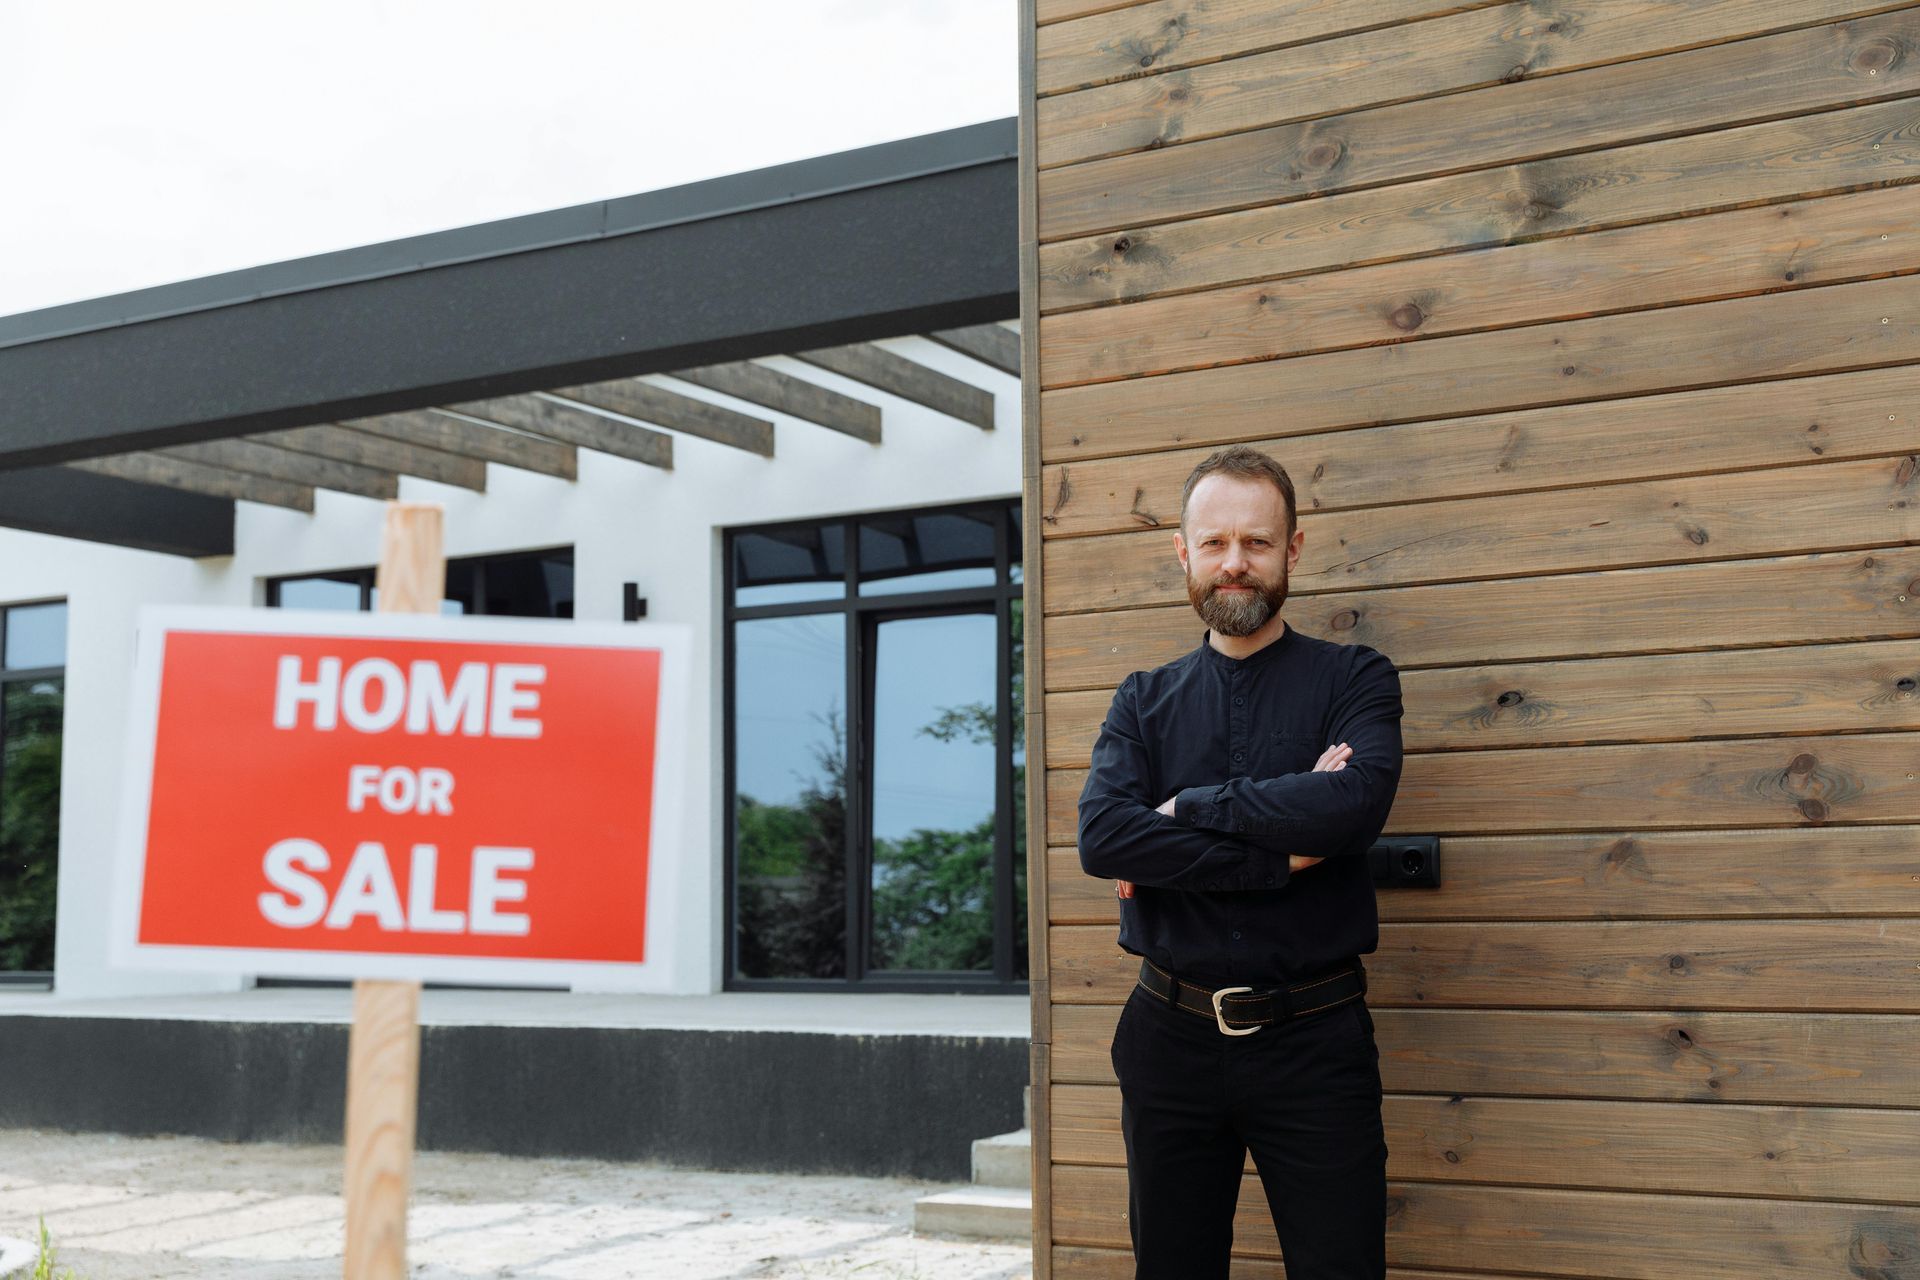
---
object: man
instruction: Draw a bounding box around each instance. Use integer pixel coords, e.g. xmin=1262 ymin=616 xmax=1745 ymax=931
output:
xmin=1077 ymin=444 xmax=1404 ymax=1279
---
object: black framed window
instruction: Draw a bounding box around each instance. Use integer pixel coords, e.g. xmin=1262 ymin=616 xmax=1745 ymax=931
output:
xmin=726 ymin=500 xmax=1026 ymax=993
xmin=267 ymin=546 xmax=574 ymax=617
xmin=1 ymin=600 xmax=67 ymax=987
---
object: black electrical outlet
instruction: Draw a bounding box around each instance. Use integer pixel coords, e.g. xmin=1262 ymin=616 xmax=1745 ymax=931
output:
xmin=1367 ymin=835 xmax=1440 ymax=888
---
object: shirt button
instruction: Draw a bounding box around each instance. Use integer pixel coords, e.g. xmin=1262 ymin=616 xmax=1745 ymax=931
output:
xmin=1233 ymin=751 xmax=1245 ymax=762
xmin=1232 ymin=931 xmax=1242 ymax=940
xmin=1235 ymin=822 xmax=1247 ymax=832
xmin=1233 ymin=695 xmax=1245 ymax=706
xmin=1264 ymin=876 xmax=1275 ymax=885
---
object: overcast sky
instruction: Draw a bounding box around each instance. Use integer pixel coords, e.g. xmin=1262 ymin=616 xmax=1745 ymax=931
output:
xmin=0 ymin=1 xmax=1015 ymax=318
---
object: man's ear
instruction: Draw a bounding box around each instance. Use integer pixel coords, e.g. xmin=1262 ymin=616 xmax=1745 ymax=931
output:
xmin=1173 ymin=528 xmax=1188 ymax=573
xmin=1287 ymin=525 xmax=1303 ymax=570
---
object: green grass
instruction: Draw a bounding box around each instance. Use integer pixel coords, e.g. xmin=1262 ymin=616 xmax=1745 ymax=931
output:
xmin=29 ymin=1216 xmax=83 ymax=1280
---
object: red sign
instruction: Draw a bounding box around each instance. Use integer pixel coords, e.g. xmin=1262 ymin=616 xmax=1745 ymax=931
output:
xmin=114 ymin=610 xmax=687 ymax=984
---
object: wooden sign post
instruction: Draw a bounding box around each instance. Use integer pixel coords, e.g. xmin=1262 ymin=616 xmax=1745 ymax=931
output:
xmin=343 ymin=501 xmax=441 ymax=1279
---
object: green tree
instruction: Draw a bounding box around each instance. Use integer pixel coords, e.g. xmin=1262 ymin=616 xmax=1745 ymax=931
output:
xmin=0 ymin=680 xmax=64 ymax=972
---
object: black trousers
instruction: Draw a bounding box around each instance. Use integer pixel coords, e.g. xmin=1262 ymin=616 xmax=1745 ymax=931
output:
xmin=1109 ymin=973 xmax=1388 ymax=1279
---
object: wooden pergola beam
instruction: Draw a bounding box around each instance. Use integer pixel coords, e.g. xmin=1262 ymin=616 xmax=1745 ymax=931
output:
xmin=443 ymin=394 xmax=673 ymax=470
xmin=927 ymin=323 xmax=1020 ymax=376
xmin=549 ymin=379 xmax=775 ymax=457
xmin=793 ymin=343 xmax=995 ymax=430
xmin=67 ymin=453 xmax=314 ymax=511
xmin=158 ymin=439 xmax=399 ymax=500
xmin=254 ymin=425 xmax=487 ymax=492
xmin=668 ymin=362 xmax=881 ymax=444
xmin=340 ymin=411 xmax=577 ymax=480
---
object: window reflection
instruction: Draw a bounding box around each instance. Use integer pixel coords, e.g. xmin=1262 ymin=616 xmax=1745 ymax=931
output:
xmin=859 ymin=510 xmax=996 ymax=596
xmin=869 ymin=612 xmax=997 ymax=971
xmin=734 ymin=615 xmax=848 ymax=978
xmin=2 ymin=603 xmax=66 ymax=669
xmin=734 ymin=525 xmax=846 ymax=606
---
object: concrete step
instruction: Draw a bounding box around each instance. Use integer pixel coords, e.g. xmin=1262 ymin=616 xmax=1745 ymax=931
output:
xmin=972 ymin=1127 xmax=1031 ymax=1189
xmin=912 ymin=1185 xmax=1032 ymax=1241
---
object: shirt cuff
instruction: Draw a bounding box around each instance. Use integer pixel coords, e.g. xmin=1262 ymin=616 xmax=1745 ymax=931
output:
xmin=1172 ymin=784 xmax=1231 ymax=831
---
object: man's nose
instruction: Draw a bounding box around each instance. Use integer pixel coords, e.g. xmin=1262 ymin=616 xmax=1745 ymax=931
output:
xmin=1221 ymin=541 xmax=1249 ymax=574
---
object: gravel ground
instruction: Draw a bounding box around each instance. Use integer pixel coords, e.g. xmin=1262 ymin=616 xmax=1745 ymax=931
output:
xmin=0 ymin=1129 xmax=1034 ymax=1279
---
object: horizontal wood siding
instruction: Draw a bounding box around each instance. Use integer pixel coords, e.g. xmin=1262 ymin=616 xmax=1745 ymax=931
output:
xmin=1025 ymin=2 xmax=1920 ymax=1276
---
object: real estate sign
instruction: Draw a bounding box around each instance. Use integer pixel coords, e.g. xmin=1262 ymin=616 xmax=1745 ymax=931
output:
xmin=111 ymin=607 xmax=688 ymax=986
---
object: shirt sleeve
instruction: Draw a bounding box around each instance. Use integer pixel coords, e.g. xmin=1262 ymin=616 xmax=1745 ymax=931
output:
xmin=1077 ymin=672 xmax=1286 ymax=891
xmin=1170 ymin=645 xmax=1404 ymax=858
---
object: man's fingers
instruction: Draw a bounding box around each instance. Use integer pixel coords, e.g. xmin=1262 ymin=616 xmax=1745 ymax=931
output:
xmin=1116 ymin=879 xmax=1135 ymax=898
xmin=1289 ymin=855 xmax=1326 ymax=872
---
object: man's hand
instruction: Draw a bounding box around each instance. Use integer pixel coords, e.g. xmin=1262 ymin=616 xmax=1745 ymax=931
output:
xmin=1117 ymin=742 xmax=1351 ymax=897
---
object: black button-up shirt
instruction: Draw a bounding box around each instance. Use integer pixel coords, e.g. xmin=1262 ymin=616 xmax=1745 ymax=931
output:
xmin=1076 ymin=622 xmax=1404 ymax=987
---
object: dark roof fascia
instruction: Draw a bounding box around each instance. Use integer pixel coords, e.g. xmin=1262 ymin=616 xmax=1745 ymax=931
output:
xmin=0 ymin=467 xmax=233 ymax=557
xmin=0 ymin=117 xmax=1017 ymax=351
xmin=0 ymin=117 xmax=1017 ymax=471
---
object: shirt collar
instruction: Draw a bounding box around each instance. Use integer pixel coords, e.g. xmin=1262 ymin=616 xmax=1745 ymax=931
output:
xmin=1196 ymin=617 xmax=1298 ymax=671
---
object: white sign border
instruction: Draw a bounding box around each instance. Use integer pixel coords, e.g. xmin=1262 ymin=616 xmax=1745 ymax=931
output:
xmin=109 ymin=604 xmax=692 ymax=990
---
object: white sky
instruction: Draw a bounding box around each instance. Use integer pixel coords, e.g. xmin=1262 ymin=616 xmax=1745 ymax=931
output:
xmin=0 ymin=1 xmax=1016 ymax=318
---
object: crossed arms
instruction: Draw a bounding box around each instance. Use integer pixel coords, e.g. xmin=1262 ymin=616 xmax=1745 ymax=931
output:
xmin=1075 ymin=647 xmax=1404 ymax=892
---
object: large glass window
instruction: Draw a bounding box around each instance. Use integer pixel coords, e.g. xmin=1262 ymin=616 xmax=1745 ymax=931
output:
xmin=268 ymin=547 xmax=574 ymax=617
xmin=726 ymin=500 xmax=1025 ymax=992
xmin=1 ymin=601 xmax=67 ymax=983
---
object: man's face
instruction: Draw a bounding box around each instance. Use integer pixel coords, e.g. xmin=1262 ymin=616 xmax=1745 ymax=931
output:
xmin=1174 ymin=474 xmax=1301 ymax=637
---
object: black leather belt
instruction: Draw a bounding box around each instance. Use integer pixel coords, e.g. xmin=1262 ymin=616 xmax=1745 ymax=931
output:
xmin=1136 ymin=957 xmax=1367 ymax=1036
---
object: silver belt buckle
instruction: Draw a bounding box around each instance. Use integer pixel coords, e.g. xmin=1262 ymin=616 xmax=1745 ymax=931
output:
xmin=1210 ymin=985 xmax=1259 ymax=1036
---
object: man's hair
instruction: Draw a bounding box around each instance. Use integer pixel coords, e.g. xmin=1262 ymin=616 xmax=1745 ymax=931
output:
xmin=1180 ymin=445 xmax=1297 ymax=537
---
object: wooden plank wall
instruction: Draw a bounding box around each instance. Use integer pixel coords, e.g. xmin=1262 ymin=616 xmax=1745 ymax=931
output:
xmin=1017 ymin=3 xmax=1920 ymax=1277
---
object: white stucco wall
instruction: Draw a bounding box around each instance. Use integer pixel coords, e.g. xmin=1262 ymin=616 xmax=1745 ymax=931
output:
xmin=0 ymin=334 xmax=1020 ymax=998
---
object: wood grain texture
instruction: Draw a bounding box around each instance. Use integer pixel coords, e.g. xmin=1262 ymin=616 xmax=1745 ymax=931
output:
xmin=1037 ymin=0 xmax=1158 ymax=27
xmin=1051 ymin=1165 xmax=1920 ymax=1275
xmin=1050 ymin=1002 xmax=1920 ymax=1103
xmin=1051 ymin=917 xmax=1920 ymax=1009
xmin=259 ymin=425 xmax=486 ymax=492
xmin=1049 ymin=729 xmax=1920 ymax=841
xmin=1038 ymin=0 xmax=1498 ymax=95
xmin=67 ymin=453 xmax=314 ymax=512
xmin=1053 ymin=1251 xmax=1580 ymax=1280
xmin=1046 ymin=452 xmax=1920 ymax=612
xmin=1051 ymin=1083 xmax=1920 ymax=1201
xmin=1037 ymin=9 xmax=1920 ymax=240
xmin=343 ymin=412 xmax=577 ymax=480
xmin=1038 ymin=0 xmax=1889 ymax=167
xmin=668 ymin=362 xmax=882 ymax=443
xmin=1041 ymin=96 xmax=1920 ymax=313
xmin=342 ymin=977 xmax=420 ymax=1280
xmin=1042 ymin=184 xmax=1920 ymax=388
xmin=1047 ymin=822 xmax=1920 ymax=924
xmin=550 ymin=380 xmax=776 ymax=456
xmin=1048 ymin=639 xmax=1920 ymax=769
xmin=158 ymin=439 xmax=398 ymax=500
xmin=1043 ymin=548 xmax=1920 ymax=689
xmin=1043 ymin=272 xmax=1920 ymax=465
xmin=1038 ymin=366 xmax=1919 ymax=539
xmin=794 ymin=343 xmax=997 ymax=431
xmin=446 ymin=394 xmax=675 ymax=469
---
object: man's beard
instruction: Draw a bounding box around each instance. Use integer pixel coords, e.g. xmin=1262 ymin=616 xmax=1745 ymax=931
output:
xmin=1187 ymin=565 xmax=1288 ymax=637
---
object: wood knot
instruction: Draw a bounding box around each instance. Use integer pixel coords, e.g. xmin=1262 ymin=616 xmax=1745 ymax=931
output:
xmin=1798 ymin=797 xmax=1829 ymax=822
xmin=1496 ymin=690 xmax=1524 ymax=707
xmin=1302 ymin=141 xmax=1343 ymax=170
xmin=1501 ymin=63 xmax=1529 ymax=83
xmin=1561 ymin=365 xmax=1577 ymax=376
xmin=1789 ymin=752 xmax=1817 ymax=775
xmin=1442 ymin=1149 xmax=1461 ymax=1163
xmin=1388 ymin=302 xmax=1425 ymax=332
xmin=1330 ymin=608 xmax=1359 ymax=631
xmin=1896 ymin=455 xmax=1918 ymax=486
xmin=1897 ymin=676 xmax=1917 ymax=693
xmin=1139 ymin=53 xmax=1154 ymax=67
xmin=1668 ymin=953 xmax=1687 ymax=971
xmin=1683 ymin=524 xmax=1709 ymax=547
xmin=1666 ymin=1026 xmax=1694 ymax=1048
xmin=1112 ymin=236 xmax=1132 ymax=255
xmin=1849 ymin=38 xmax=1900 ymax=75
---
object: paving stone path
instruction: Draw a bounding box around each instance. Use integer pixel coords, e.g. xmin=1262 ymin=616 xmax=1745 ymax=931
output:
xmin=0 ymin=1129 xmax=1034 ymax=1279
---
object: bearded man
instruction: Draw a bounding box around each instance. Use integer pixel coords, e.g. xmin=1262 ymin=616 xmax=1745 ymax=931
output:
xmin=1076 ymin=444 xmax=1405 ymax=1279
